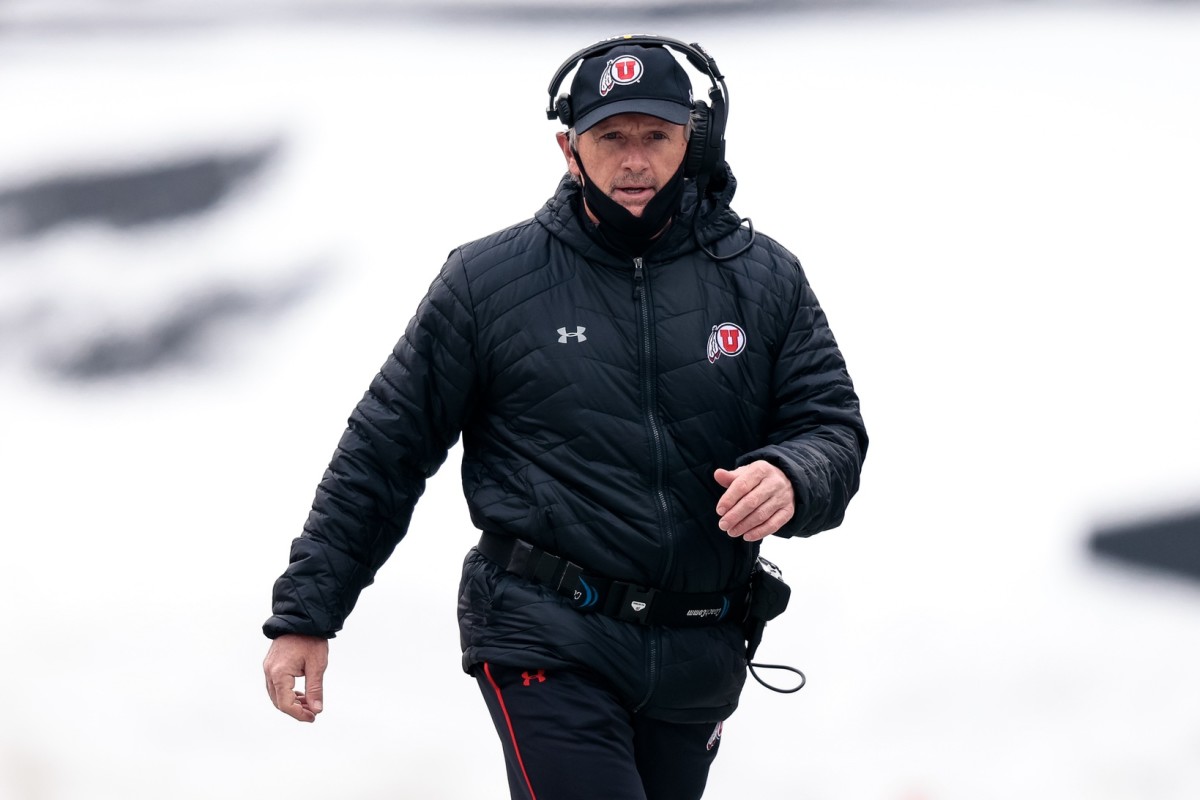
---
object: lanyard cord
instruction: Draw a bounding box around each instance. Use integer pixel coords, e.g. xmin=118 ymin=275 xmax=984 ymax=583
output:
xmin=748 ymin=660 xmax=807 ymax=694
xmin=691 ymin=171 xmax=756 ymax=262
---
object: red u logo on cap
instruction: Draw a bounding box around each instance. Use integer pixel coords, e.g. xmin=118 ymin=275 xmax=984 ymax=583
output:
xmin=612 ymin=56 xmax=642 ymax=84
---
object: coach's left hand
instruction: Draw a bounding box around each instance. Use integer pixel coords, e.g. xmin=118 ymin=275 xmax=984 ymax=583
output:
xmin=714 ymin=461 xmax=795 ymax=542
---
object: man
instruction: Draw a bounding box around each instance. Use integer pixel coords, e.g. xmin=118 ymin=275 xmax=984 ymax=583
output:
xmin=263 ymin=35 xmax=866 ymax=800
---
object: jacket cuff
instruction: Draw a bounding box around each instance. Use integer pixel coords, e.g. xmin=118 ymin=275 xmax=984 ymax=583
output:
xmin=262 ymin=615 xmax=336 ymax=640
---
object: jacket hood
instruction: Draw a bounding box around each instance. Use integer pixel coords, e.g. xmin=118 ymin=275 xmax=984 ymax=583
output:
xmin=534 ymin=161 xmax=745 ymax=266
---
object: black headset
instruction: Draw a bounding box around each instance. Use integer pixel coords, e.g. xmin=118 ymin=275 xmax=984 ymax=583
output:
xmin=546 ymin=34 xmax=730 ymax=186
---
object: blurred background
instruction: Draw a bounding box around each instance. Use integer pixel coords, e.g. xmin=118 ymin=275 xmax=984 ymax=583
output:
xmin=2 ymin=1 xmax=1198 ymax=798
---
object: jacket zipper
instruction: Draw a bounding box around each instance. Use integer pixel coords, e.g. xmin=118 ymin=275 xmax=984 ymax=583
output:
xmin=632 ymin=257 xmax=676 ymax=580
xmin=632 ymin=258 xmax=675 ymax=714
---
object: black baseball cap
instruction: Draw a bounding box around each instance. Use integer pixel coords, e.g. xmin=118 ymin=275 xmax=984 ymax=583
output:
xmin=569 ymin=44 xmax=694 ymax=133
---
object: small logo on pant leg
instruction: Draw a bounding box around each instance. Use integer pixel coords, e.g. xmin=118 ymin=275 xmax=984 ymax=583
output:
xmin=707 ymin=721 xmax=723 ymax=751
xmin=521 ymin=669 xmax=547 ymax=686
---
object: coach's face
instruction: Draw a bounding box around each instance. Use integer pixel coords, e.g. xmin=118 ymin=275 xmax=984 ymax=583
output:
xmin=557 ymin=113 xmax=688 ymax=220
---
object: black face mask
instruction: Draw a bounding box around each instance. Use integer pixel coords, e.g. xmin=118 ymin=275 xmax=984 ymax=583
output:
xmin=574 ymin=149 xmax=686 ymax=256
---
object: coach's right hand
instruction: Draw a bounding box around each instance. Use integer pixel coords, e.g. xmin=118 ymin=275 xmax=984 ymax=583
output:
xmin=263 ymin=634 xmax=329 ymax=722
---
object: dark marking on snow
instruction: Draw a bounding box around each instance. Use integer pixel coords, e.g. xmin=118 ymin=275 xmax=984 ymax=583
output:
xmin=1090 ymin=507 xmax=1200 ymax=584
xmin=0 ymin=140 xmax=280 ymax=239
xmin=41 ymin=266 xmax=323 ymax=381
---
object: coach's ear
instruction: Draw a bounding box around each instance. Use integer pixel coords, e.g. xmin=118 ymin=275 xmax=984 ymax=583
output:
xmin=556 ymin=131 xmax=581 ymax=181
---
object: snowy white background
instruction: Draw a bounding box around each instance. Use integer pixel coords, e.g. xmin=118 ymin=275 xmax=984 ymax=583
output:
xmin=2 ymin=2 xmax=1199 ymax=798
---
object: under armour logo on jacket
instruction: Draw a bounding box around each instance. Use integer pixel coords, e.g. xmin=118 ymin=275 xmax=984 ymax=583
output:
xmin=558 ymin=326 xmax=587 ymax=343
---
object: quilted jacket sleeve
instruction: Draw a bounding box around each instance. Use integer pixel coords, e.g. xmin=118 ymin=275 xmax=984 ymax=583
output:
xmin=263 ymin=252 xmax=477 ymax=638
xmin=738 ymin=260 xmax=868 ymax=538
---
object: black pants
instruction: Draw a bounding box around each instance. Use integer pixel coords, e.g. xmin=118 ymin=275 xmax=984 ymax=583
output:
xmin=476 ymin=663 xmax=725 ymax=800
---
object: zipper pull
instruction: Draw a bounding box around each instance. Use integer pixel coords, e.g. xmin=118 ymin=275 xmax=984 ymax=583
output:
xmin=633 ymin=257 xmax=644 ymax=300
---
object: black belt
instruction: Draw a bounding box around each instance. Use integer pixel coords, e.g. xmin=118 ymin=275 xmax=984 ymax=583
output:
xmin=477 ymin=531 xmax=748 ymax=628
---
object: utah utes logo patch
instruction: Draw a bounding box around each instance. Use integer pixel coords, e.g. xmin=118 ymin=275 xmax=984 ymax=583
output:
xmin=599 ymin=55 xmax=643 ymax=97
xmin=707 ymin=323 xmax=746 ymax=363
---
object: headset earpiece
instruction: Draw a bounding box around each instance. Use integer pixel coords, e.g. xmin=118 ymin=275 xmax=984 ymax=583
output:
xmin=554 ymin=94 xmax=574 ymax=127
xmin=699 ymin=86 xmax=728 ymax=184
xmin=683 ymin=101 xmax=711 ymax=179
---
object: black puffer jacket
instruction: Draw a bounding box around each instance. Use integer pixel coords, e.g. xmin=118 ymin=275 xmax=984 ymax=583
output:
xmin=265 ymin=166 xmax=867 ymax=722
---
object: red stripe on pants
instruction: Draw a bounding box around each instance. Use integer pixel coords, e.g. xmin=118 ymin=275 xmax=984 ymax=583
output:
xmin=483 ymin=662 xmax=539 ymax=800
